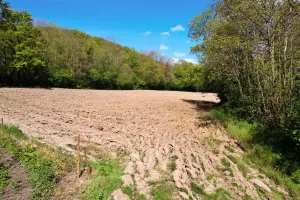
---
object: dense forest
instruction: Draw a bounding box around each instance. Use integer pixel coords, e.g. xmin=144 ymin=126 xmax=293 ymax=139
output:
xmin=189 ymin=0 xmax=300 ymax=178
xmin=0 ymin=0 xmax=203 ymax=91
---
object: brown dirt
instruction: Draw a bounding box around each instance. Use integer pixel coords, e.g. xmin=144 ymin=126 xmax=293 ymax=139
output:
xmin=0 ymin=88 xmax=286 ymax=199
xmin=50 ymin=172 xmax=88 ymax=200
xmin=0 ymin=148 xmax=32 ymax=200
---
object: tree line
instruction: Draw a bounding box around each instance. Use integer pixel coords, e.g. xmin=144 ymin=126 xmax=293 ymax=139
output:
xmin=189 ymin=0 xmax=300 ymax=145
xmin=0 ymin=0 xmax=203 ymax=91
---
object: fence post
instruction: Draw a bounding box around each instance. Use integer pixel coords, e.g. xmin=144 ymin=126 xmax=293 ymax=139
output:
xmin=84 ymin=147 xmax=88 ymax=168
xmin=76 ymin=135 xmax=81 ymax=178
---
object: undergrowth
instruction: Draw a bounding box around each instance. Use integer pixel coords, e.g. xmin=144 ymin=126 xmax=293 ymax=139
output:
xmin=168 ymin=155 xmax=178 ymax=172
xmin=0 ymin=164 xmax=9 ymax=195
xmin=82 ymin=160 xmax=123 ymax=200
xmin=212 ymin=107 xmax=300 ymax=199
xmin=190 ymin=182 xmax=232 ymax=199
xmin=0 ymin=125 xmax=74 ymax=199
xmin=150 ymin=179 xmax=175 ymax=200
xmin=0 ymin=125 xmax=135 ymax=200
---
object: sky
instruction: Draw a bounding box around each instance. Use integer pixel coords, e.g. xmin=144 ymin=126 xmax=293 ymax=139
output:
xmin=8 ymin=0 xmax=213 ymax=64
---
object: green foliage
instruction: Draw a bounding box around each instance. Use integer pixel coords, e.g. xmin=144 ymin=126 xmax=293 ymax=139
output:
xmin=212 ymin=107 xmax=259 ymax=145
xmin=221 ymin=158 xmax=230 ymax=167
xmin=190 ymin=182 xmax=206 ymax=195
xmin=204 ymin=189 xmax=232 ymax=200
xmin=190 ymin=180 xmax=232 ymax=200
xmin=0 ymin=129 xmax=54 ymax=199
xmin=150 ymin=181 xmax=175 ymax=200
xmin=82 ymin=160 xmax=123 ymax=200
xmin=286 ymin=99 xmax=300 ymax=144
xmin=236 ymin=159 xmax=248 ymax=178
xmin=212 ymin=108 xmax=300 ymax=199
xmin=172 ymin=62 xmax=204 ymax=91
xmin=122 ymin=186 xmax=134 ymax=198
xmin=168 ymin=155 xmax=178 ymax=172
xmin=1 ymin=1 xmax=204 ymax=91
xmin=0 ymin=1 xmax=48 ymax=87
xmin=226 ymin=155 xmax=236 ymax=163
xmin=0 ymin=164 xmax=9 ymax=195
xmin=189 ymin=0 xmax=300 ymax=146
xmin=292 ymin=169 xmax=300 ymax=184
xmin=49 ymin=69 xmax=76 ymax=88
xmin=0 ymin=125 xmax=74 ymax=199
xmin=0 ymin=125 xmax=26 ymax=139
xmin=224 ymin=146 xmax=234 ymax=153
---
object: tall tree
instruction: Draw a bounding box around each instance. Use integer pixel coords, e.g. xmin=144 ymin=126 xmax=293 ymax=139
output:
xmin=0 ymin=0 xmax=47 ymax=86
xmin=189 ymin=0 xmax=300 ymax=127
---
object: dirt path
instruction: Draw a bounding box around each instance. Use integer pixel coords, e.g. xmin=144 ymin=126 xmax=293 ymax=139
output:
xmin=0 ymin=88 xmax=285 ymax=199
xmin=0 ymin=148 xmax=32 ymax=200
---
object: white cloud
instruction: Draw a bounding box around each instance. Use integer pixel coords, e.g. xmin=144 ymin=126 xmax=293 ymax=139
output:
xmin=160 ymin=44 xmax=169 ymax=50
xmin=171 ymin=58 xmax=197 ymax=65
xmin=174 ymin=52 xmax=186 ymax=57
xmin=172 ymin=58 xmax=179 ymax=63
xmin=184 ymin=58 xmax=197 ymax=64
xmin=142 ymin=31 xmax=152 ymax=36
xmin=170 ymin=58 xmax=181 ymax=65
xmin=161 ymin=31 xmax=170 ymax=37
xmin=171 ymin=25 xmax=185 ymax=32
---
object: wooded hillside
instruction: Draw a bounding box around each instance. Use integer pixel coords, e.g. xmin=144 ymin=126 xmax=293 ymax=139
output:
xmin=0 ymin=0 xmax=203 ymax=91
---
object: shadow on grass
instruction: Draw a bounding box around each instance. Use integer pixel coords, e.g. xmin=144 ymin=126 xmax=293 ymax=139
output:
xmin=181 ymin=99 xmax=218 ymax=111
xmin=251 ymin=126 xmax=300 ymax=176
xmin=211 ymin=105 xmax=300 ymax=188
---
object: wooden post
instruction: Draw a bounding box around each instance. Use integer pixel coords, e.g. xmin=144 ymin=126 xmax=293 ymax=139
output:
xmin=1 ymin=118 xmax=3 ymax=126
xmin=84 ymin=147 xmax=88 ymax=168
xmin=76 ymin=135 xmax=81 ymax=178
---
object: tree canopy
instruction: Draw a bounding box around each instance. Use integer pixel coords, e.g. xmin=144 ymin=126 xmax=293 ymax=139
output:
xmin=0 ymin=0 xmax=203 ymax=91
xmin=189 ymin=0 xmax=300 ymax=142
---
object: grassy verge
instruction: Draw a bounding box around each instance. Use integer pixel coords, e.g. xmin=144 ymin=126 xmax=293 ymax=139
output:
xmin=0 ymin=164 xmax=9 ymax=195
xmin=82 ymin=160 xmax=123 ymax=200
xmin=0 ymin=125 xmax=74 ymax=199
xmin=211 ymin=107 xmax=300 ymax=199
xmin=190 ymin=182 xmax=232 ymax=200
xmin=0 ymin=125 xmax=142 ymax=200
xmin=149 ymin=180 xmax=175 ymax=200
xmin=81 ymin=147 xmax=147 ymax=200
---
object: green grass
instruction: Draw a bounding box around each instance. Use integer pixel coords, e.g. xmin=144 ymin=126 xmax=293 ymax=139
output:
xmin=211 ymin=109 xmax=257 ymax=145
xmin=122 ymin=186 xmax=134 ymax=198
xmin=211 ymin=107 xmax=300 ymax=199
xmin=0 ymin=125 xmax=131 ymax=200
xmin=150 ymin=180 xmax=175 ymax=200
xmin=221 ymin=158 xmax=231 ymax=167
xmin=0 ymin=125 xmax=74 ymax=200
xmin=82 ymin=160 xmax=123 ymax=200
xmin=204 ymin=188 xmax=232 ymax=200
xmin=236 ymin=159 xmax=249 ymax=177
xmin=225 ymin=146 xmax=235 ymax=153
xmin=226 ymin=155 xmax=236 ymax=163
xmin=168 ymin=155 xmax=178 ymax=172
xmin=212 ymin=149 xmax=220 ymax=155
xmin=191 ymin=182 xmax=206 ymax=195
xmin=190 ymin=182 xmax=233 ymax=200
xmin=0 ymin=164 xmax=9 ymax=195
xmin=10 ymin=179 xmax=22 ymax=192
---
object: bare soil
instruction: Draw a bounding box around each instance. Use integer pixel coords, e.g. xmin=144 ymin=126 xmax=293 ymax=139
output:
xmin=0 ymin=88 xmax=285 ymax=199
xmin=0 ymin=148 xmax=32 ymax=200
xmin=50 ymin=172 xmax=88 ymax=200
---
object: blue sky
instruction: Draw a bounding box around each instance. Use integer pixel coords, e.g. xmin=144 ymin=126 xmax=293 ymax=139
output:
xmin=8 ymin=0 xmax=212 ymax=63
